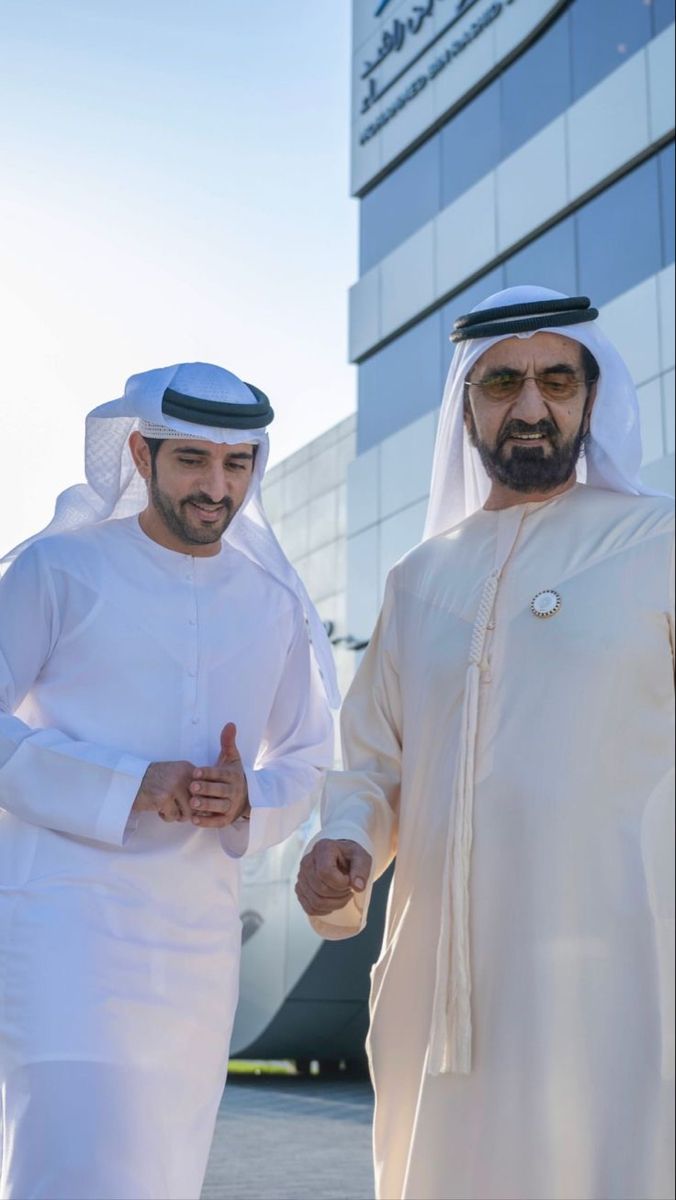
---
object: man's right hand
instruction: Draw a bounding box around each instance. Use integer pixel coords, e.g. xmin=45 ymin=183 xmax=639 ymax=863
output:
xmin=132 ymin=761 xmax=195 ymax=822
xmin=295 ymin=838 xmax=373 ymax=917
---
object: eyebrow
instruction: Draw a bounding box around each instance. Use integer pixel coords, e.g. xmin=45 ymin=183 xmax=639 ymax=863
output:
xmin=479 ymin=362 xmax=578 ymax=378
xmin=170 ymin=446 xmax=254 ymax=461
xmin=538 ymin=363 xmax=577 ymax=375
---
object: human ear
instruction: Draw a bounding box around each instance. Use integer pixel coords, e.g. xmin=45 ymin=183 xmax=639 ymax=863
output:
xmin=129 ymin=432 xmax=152 ymax=481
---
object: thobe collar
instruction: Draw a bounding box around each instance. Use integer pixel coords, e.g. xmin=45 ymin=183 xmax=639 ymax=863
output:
xmin=477 ymin=482 xmax=584 ymax=520
xmin=127 ymin=516 xmax=230 ymax=576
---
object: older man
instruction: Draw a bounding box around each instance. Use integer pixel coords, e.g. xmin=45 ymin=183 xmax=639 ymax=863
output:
xmin=297 ymin=288 xmax=675 ymax=1200
xmin=0 ymin=363 xmax=337 ymax=1200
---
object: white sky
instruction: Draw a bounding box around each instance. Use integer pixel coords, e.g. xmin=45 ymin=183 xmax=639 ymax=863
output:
xmin=0 ymin=0 xmax=357 ymax=551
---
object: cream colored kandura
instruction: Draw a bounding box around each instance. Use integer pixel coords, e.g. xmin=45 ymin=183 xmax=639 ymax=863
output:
xmin=297 ymin=288 xmax=675 ymax=1200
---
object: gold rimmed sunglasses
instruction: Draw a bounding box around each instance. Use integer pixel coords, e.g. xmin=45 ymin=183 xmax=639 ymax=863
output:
xmin=467 ymin=371 xmax=595 ymax=403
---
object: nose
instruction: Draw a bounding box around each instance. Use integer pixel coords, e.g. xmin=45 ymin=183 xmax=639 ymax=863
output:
xmin=510 ymin=377 xmax=549 ymax=423
xmin=202 ymin=463 xmax=230 ymax=502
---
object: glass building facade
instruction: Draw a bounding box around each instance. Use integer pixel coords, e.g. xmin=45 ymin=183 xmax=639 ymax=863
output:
xmin=262 ymin=416 xmax=358 ymax=714
xmin=359 ymin=0 xmax=673 ymax=273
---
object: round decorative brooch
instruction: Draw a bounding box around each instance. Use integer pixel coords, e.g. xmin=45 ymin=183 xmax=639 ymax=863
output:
xmin=530 ymin=589 xmax=562 ymax=619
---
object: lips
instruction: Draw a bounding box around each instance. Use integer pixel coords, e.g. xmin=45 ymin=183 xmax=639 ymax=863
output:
xmin=501 ymin=428 xmax=554 ymax=449
xmin=187 ymin=502 xmax=227 ymax=521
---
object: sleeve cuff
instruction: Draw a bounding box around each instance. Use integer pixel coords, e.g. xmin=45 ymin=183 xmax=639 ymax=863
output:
xmin=308 ymin=886 xmax=373 ymax=941
xmin=302 ymin=823 xmax=376 ymax=941
xmin=95 ymin=753 xmax=150 ymax=847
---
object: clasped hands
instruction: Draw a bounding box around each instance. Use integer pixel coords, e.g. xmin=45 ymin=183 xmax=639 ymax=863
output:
xmin=132 ymin=723 xmax=249 ymax=828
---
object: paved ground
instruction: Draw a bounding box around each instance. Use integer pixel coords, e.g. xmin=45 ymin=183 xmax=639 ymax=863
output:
xmin=202 ymin=1074 xmax=375 ymax=1200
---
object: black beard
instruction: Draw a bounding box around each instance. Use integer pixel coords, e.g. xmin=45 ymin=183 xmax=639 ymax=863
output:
xmin=150 ymin=474 xmax=234 ymax=545
xmin=467 ymin=415 xmax=587 ymax=493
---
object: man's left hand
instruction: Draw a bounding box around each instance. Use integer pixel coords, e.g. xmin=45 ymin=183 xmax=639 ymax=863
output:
xmin=190 ymin=723 xmax=250 ymax=828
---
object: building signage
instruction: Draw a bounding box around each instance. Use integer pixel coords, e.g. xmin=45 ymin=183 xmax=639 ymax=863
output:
xmin=351 ymin=0 xmax=564 ymax=194
xmin=361 ymin=0 xmax=484 ymax=108
xmin=359 ymin=0 xmax=505 ymax=141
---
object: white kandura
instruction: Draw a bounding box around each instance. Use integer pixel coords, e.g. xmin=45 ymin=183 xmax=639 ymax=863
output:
xmin=0 ymin=516 xmax=334 ymax=1199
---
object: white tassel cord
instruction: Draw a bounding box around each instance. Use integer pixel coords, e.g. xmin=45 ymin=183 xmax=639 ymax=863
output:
xmin=428 ymin=570 xmax=499 ymax=1075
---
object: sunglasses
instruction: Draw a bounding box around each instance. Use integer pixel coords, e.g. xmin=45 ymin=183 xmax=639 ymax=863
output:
xmin=467 ymin=371 xmax=594 ymax=403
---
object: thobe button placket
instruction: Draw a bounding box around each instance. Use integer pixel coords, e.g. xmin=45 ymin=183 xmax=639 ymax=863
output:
xmin=183 ymin=557 xmax=201 ymax=738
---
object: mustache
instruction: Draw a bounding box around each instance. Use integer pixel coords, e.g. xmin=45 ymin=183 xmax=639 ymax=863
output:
xmin=181 ymin=494 xmax=233 ymax=512
xmin=498 ymin=419 xmax=559 ymax=448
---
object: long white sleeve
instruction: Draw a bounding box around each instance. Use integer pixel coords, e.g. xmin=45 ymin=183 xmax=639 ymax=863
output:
xmin=0 ymin=547 xmax=148 ymax=846
xmin=220 ymin=601 xmax=334 ymax=859
xmin=308 ymin=575 xmax=402 ymax=939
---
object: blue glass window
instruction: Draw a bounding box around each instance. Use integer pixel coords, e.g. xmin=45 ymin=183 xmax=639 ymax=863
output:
xmin=440 ymin=83 xmax=500 ymax=208
xmin=440 ymin=268 xmax=505 ymax=375
xmin=576 ymin=157 xmax=662 ymax=306
xmin=360 ymin=136 xmax=441 ymax=273
xmin=659 ymin=142 xmax=675 ymax=266
xmin=359 ymin=0 xmax=667 ymax=275
xmin=570 ymin=0 xmax=652 ymax=99
xmin=357 ymin=312 xmax=443 ymax=453
xmin=653 ymin=0 xmax=675 ymax=36
xmin=504 ymin=217 xmax=577 ymax=297
xmin=500 ymin=12 xmax=572 ymax=159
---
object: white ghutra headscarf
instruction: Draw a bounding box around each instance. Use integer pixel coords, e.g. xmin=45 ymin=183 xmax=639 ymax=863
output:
xmin=424 ymin=284 xmax=657 ymax=541
xmin=2 ymin=361 xmax=340 ymax=708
